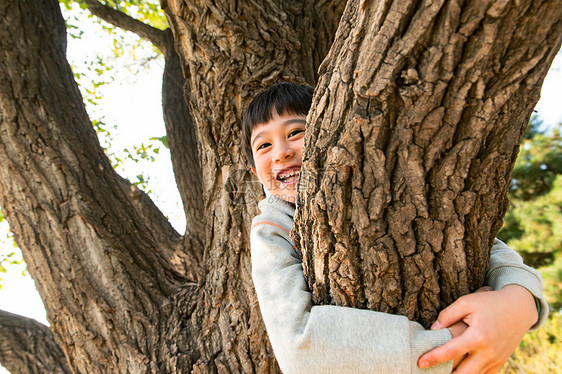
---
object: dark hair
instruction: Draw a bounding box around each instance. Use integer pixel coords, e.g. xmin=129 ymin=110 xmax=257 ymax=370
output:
xmin=242 ymin=82 xmax=314 ymax=167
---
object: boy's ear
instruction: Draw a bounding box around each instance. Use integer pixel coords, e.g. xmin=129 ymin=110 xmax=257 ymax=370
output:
xmin=251 ymin=167 xmax=257 ymax=176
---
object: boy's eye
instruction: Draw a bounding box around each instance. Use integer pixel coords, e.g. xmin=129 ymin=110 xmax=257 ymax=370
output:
xmin=288 ymin=129 xmax=304 ymax=138
xmin=256 ymin=142 xmax=271 ymax=151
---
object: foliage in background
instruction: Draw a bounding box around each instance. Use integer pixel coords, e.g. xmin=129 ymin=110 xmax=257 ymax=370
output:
xmin=501 ymin=312 xmax=561 ymax=374
xmin=59 ymin=0 xmax=168 ymax=32
xmin=0 ymin=210 xmax=26 ymax=290
xmin=498 ymin=117 xmax=562 ymax=308
xmin=60 ymin=0 xmax=167 ymax=108
xmin=60 ymin=0 xmax=168 ymax=30
xmin=60 ymin=0 xmax=168 ymax=191
xmin=498 ymin=118 xmax=562 ymax=372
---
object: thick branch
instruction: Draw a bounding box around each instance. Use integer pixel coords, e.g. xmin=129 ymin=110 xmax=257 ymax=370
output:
xmin=83 ymin=1 xmax=207 ymax=276
xmin=0 ymin=310 xmax=71 ymax=374
xmin=82 ymin=1 xmax=208 ymax=275
xmin=117 ymin=173 xmax=204 ymax=282
xmin=0 ymin=1 xmax=186 ymax=371
xmin=82 ymin=0 xmax=168 ymax=53
xmin=161 ymin=30 xmax=206 ymax=257
xmin=116 ymin=175 xmax=180 ymax=252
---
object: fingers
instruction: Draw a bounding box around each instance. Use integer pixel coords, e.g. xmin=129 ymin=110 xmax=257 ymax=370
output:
xmin=431 ymin=298 xmax=470 ymax=330
xmin=452 ymin=353 xmax=499 ymax=374
xmin=418 ymin=333 xmax=472 ymax=369
xmin=432 ymin=287 xmax=493 ymax=329
xmin=420 ymin=286 xmax=503 ymax=371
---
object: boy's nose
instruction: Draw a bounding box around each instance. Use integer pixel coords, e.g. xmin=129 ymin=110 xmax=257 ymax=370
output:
xmin=273 ymin=146 xmax=294 ymax=162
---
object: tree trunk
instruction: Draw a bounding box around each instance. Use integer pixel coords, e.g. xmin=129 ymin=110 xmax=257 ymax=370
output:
xmin=0 ymin=1 xmax=186 ymax=372
xmin=160 ymin=1 xmax=343 ymax=371
xmin=292 ymin=0 xmax=562 ymax=328
xmin=0 ymin=0 xmax=560 ymax=373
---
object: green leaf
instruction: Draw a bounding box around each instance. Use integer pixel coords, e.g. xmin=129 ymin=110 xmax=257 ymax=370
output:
xmin=150 ymin=136 xmax=168 ymax=148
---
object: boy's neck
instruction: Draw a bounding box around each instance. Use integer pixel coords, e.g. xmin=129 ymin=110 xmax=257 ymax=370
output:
xmin=264 ymin=189 xmax=296 ymax=208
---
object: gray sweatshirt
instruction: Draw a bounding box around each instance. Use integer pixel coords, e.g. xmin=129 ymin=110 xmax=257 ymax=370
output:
xmin=250 ymin=194 xmax=548 ymax=374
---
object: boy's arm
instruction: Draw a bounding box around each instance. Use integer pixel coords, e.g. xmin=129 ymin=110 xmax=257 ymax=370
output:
xmin=486 ymin=238 xmax=549 ymax=330
xmin=251 ymin=222 xmax=453 ymax=374
xmin=418 ymin=239 xmax=548 ymax=372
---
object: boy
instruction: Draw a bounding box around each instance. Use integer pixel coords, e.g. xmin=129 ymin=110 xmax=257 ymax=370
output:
xmin=243 ymin=82 xmax=548 ymax=373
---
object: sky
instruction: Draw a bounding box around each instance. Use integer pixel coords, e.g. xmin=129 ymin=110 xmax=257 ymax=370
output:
xmin=0 ymin=5 xmax=561 ymax=373
xmin=534 ymin=53 xmax=562 ymax=127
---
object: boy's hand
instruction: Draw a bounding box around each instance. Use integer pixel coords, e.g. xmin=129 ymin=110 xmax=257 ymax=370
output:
xmin=417 ymin=285 xmax=538 ymax=373
xmin=446 ymin=320 xmax=469 ymax=369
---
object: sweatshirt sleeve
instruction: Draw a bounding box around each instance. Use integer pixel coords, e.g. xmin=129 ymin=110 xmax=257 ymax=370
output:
xmin=251 ymin=222 xmax=453 ymax=374
xmin=486 ymin=239 xmax=549 ymax=331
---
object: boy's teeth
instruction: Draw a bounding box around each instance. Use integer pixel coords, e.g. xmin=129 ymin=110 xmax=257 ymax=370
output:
xmin=278 ymin=169 xmax=299 ymax=181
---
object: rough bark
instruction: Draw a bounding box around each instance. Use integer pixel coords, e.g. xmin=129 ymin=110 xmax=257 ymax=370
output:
xmin=162 ymin=1 xmax=317 ymax=371
xmin=292 ymin=0 xmax=562 ymax=328
xmin=0 ymin=310 xmax=72 ymax=374
xmin=116 ymin=175 xmax=182 ymax=269
xmin=0 ymin=1 xmax=186 ymax=372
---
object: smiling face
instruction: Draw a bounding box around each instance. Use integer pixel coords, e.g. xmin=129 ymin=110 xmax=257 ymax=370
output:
xmin=250 ymin=113 xmax=306 ymax=204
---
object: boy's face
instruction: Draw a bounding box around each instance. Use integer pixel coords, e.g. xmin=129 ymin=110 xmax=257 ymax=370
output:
xmin=250 ymin=113 xmax=306 ymax=204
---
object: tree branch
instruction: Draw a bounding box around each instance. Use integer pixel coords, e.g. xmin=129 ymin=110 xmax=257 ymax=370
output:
xmin=116 ymin=175 xmax=181 ymax=254
xmin=80 ymin=1 xmax=207 ymax=277
xmin=0 ymin=310 xmax=71 ymax=374
xmin=81 ymin=3 xmax=207 ymax=279
xmin=160 ymin=30 xmax=206 ymax=252
xmin=117 ymin=174 xmax=204 ymax=281
xmin=82 ymin=0 xmax=168 ymax=54
xmin=0 ymin=1 xmax=188 ymax=371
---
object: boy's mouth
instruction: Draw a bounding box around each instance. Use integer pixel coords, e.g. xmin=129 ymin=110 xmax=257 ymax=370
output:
xmin=276 ymin=166 xmax=300 ymax=184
